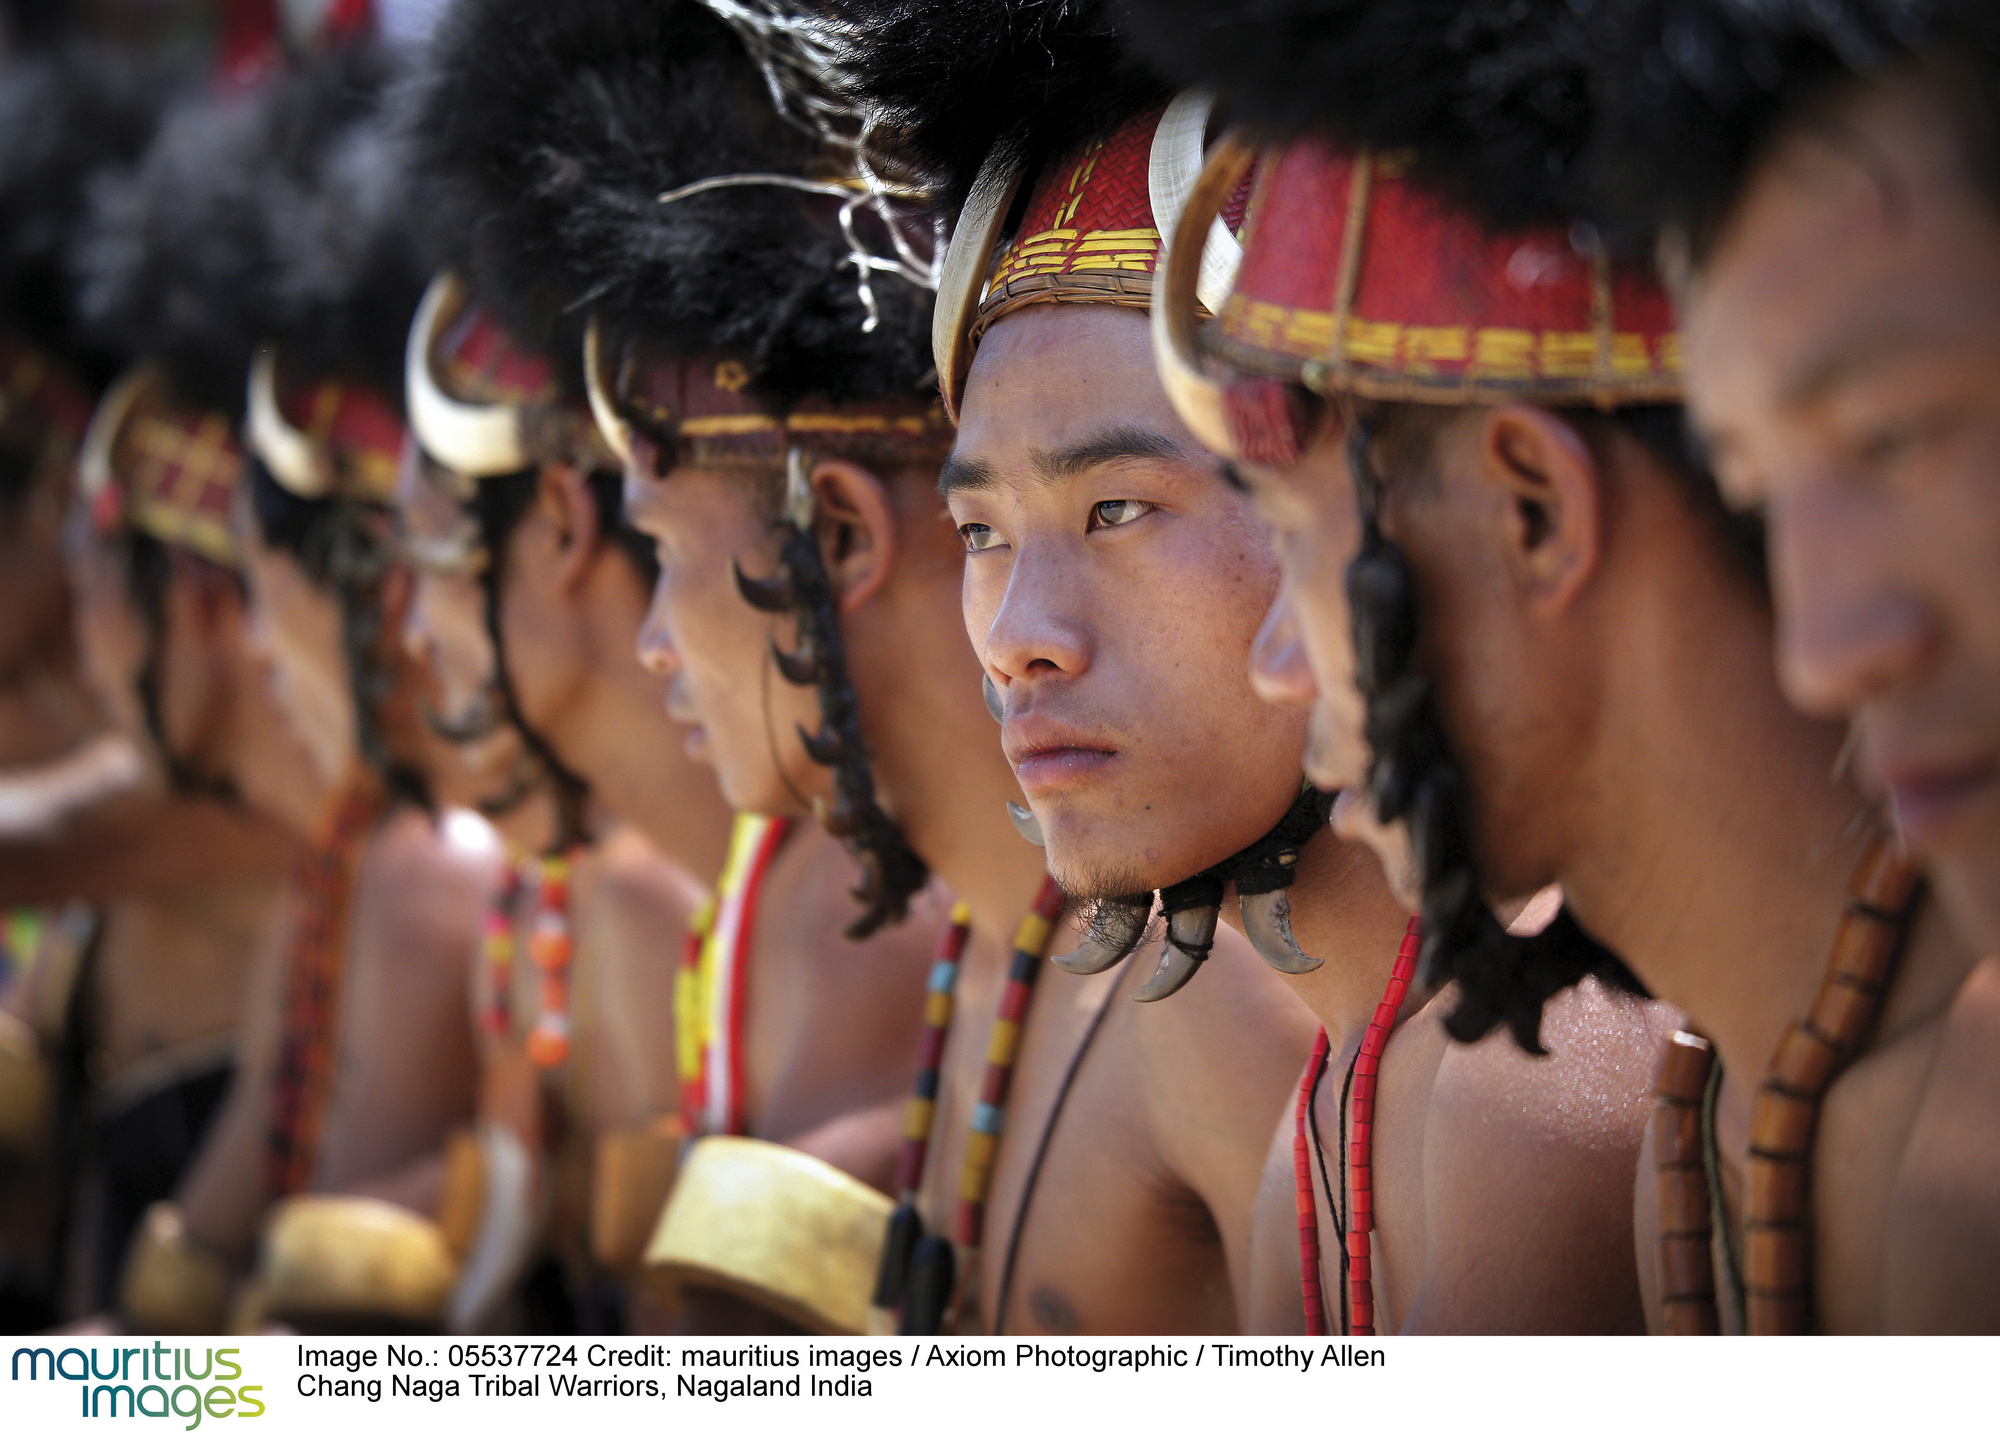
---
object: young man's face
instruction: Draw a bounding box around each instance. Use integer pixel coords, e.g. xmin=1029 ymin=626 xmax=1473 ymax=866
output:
xmin=947 ymin=303 xmax=1307 ymax=896
xmin=1231 ymin=414 xmax=1415 ymax=900
xmin=1684 ymin=72 xmax=2000 ymax=948
xmin=624 ymin=453 xmax=824 ymax=816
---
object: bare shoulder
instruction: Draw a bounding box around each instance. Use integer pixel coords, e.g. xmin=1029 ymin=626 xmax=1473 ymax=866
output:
xmin=1402 ymin=978 xmax=1676 ymax=1332
xmin=357 ymin=804 xmax=504 ymax=953
xmin=1432 ymin=976 xmax=1676 ymax=1154
xmin=1885 ymin=958 xmax=2000 ymax=1331
xmin=584 ymin=824 xmax=706 ymax=931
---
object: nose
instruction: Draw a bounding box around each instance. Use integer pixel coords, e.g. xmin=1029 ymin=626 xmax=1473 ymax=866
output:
xmin=634 ymin=574 xmax=680 ymax=677
xmin=1768 ymin=482 xmax=1937 ymax=721
xmin=1249 ymin=588 xmax=1317 ymax=709
xmin=977 ymin=539 xmax=1094 ymax=698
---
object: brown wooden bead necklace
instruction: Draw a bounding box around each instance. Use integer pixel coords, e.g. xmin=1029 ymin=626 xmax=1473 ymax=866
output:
xmin=1652 ymin=834 xmax=1923 ymax=1333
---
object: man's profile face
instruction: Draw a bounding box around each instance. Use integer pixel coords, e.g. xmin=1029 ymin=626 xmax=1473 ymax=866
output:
xmin=390 ymin=443 xmax=533 ymax=809
xmin=1233 ymin=418 xmax=1416 ymax=900
xmin=947 ymin=303 xmax=1307 ymax=896
xmin=623 ymin=453 xmax=824 ymax=817
xmin=1685 ymin=72 xmax=2000 ymax=948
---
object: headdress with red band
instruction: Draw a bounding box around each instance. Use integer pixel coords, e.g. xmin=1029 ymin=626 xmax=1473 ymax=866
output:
xmin=80 ymin=366 xmax=246 ymax=568
xmin=405 ymin=271 xmax=613 ymax=492
xmin=1155 ymin=135 xmax=1684 ymax=467
xmin=929 ymin=95 xmax=1255 ymax=421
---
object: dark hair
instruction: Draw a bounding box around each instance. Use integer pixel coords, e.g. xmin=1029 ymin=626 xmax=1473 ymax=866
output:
xmin=1593 ymin=0 xmax=2000 ymax=266
xmin=1118 ymin=0 xmax=1611 ymax=235
xmin=1345 ymin=414 xmax=1648 ymax=1053
xmin=838 ymin=0 xmax=1168 ymax=219
xmin=78 ymin=41 xmax=423 ymax=416
xmin=250 ymin=460 xmax=427 ymax=808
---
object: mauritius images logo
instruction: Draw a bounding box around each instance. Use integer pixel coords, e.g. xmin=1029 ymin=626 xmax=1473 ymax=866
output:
xmin=12 ymin=1343 xmax=267 ymax=1428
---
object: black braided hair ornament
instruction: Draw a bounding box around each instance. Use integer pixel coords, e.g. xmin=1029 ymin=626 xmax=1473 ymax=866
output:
xmin=735 ymin=447 xmax=929 ymax=939
xmin=1342 ymin=418 xmax=1644 ymax=1054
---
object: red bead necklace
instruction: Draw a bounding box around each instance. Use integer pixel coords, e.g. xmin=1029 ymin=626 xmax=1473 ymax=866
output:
xmin=479 ymin=859 xmax=526 ymax=1039
xmin=893 ymin=902 xmax=974 ymax=1203
xmin=1296 ymin=914 xmax=1421 ymax=1336
xmin=525 ymin=851 xmax=579 ymax=1068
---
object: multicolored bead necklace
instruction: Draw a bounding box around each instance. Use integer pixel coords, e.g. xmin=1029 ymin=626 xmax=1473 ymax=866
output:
xmin=1652 ymin=834 xmax=1922 ymax=1334
xmin=478 ymin=860 xmax=525 ymax=1039
xmin=873 ymin=875 xmax=1065 ymax=1333
xmin=1295 ymin=914 xmax=1421 ymax=1336
xmin=525 ymin=851 xmax=579 ymax=1069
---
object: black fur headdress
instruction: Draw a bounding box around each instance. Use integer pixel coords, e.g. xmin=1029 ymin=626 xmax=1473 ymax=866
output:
xmin=0 ymin=44 xmax=184 ymax=378
xmin=1119 ymin=0 xmax=1618 ymax=234
xmin=403 ymin=0 xmax=931 ymax=407
xmin=838 ymin=0 xmax=1166 ymax=225
xmin=78 ymin=41 xmax=423 ymax=416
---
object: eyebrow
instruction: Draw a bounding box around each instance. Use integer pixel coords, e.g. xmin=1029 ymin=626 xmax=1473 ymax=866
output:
xmin=1777 ymin=321 xmax=1945 ymax=411
xmin=937 ymin=425 xmax=1205 ymax=499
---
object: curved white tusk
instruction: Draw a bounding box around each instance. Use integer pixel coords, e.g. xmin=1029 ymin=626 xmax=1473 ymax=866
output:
xmin=583 ymin=314 xmax=635 ymax=472
xmin=246 ymin=348 xmax=335 ymax=499
xmin=1151 ymin=132 xmax=1257 ymax=462
xmin=1239 ymin=887 xmax=1324 ymax=974
xmin=1005 ymin=800 xmax=1045 ymax=848
xmin=931 ymin=143 xmax=1022 ymax=423
xmin=1053 ymin=891 xmax=1154 ymax=975
xmin=77 ymin=365 xmax=160 ymax=510
xmin=1148 ymin=91 xmax=1243 ymax=314
xmin=406 ymin=272 xmax=528 ymax=479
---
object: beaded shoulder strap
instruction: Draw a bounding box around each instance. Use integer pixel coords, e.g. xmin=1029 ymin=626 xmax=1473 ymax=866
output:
xmin=1651 ymin=835 xmax=1922 ymax=1333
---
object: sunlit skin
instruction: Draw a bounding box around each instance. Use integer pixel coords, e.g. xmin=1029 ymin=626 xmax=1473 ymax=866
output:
xmin=948 ymin=305 xmax=1309 ymax=896
xmin=1684 ymin=72 xmax=2000 ymax=957
xmin=627 ymin=457 xmax=825 ymax=816
xmin=238 ymin=523 xmax=354 ymax=793
xmin=1226 ymin=380 xmax=1986 ymax=1329
xmin=389 ymin=445 xmax=536 ymax=819
xmin=166 ymin=486 xmax=496 ymax=1284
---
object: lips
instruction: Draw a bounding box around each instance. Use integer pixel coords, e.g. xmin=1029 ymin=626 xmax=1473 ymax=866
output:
xmin=1003 ymin=711 xmax=1118 ymax=795
xmin=1879 ymin=756 xmax=1998 ymax=845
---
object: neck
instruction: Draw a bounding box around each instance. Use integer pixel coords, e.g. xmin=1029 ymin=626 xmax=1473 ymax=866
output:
xmin=554 ymin=570 xmax=734 ymax=883
xmin=1232 ymin=827 xmax=1413 ymax=1051
xmin=857 ymin=617 xmax=1051 ymax=957
xmin=1553 ymin=555 xmax=1935 ymax=1085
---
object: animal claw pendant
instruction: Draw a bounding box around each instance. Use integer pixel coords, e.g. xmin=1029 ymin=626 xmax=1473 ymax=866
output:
xmin=1037 ymin=785 xmax=1337 ymax=998
xmin=1004 ymin=800 xmax=1044 ymax=847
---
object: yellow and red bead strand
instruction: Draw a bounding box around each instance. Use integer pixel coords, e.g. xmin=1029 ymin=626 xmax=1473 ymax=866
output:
xmin=525 ymin=851 xmax=577 ymax=1069
xmin=871 ymin=902 xmax=973 ymax=1314
xmin=953 ymin=878 xmax=1066 ymax=1270
xmin=675 ymin=898 xmax=717 ymax=1132
xmin=1294 ymin=1026 xmax=1333 ymax=1334
xmin=1346 ymin=915 xmax=1421 ymax=1335
xmin=479 ymin=860 xmax=526 ymax=1039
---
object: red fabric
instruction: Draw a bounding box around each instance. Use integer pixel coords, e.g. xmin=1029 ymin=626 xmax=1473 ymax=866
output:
xmin=1220 ymin=139 xmax=1678 ymax=395
xmin=442 ymin=304 xmax=559 ymax=406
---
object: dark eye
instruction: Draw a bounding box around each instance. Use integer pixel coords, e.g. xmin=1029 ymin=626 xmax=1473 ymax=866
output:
xmin=1090 ymin=499 xmax=1152 ymax=530
xmin=957 ymin=522 xmax=1002 ymax=553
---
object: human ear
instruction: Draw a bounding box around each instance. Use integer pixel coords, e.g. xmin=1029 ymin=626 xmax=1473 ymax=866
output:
xmin=1477 ymin=405 xmax=1602 ymax=615
xmin=541 ymin=463 xmax=603 ymax=593
xmin=810 ymin=458 xmax=898 ymax=615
